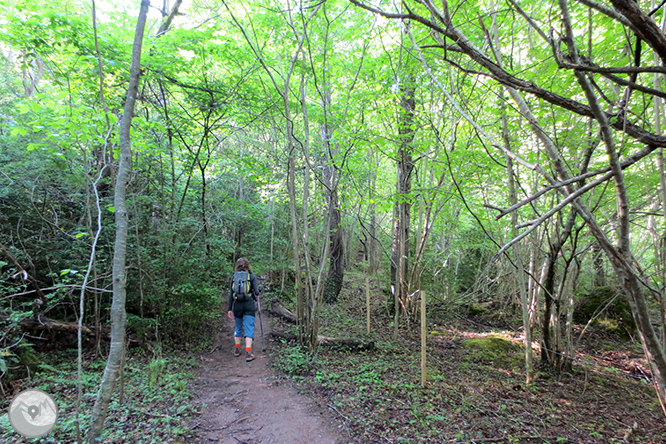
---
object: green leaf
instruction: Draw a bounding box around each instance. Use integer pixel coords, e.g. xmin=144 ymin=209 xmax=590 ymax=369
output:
xmin=107 ymin=206 xmax=115 ymax=213
xmin=37 ymin=363 xmax=59 ymax=372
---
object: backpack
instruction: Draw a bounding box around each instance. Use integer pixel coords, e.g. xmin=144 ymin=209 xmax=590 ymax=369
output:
xmin=232 ymin=271 xmax=251 ymax=302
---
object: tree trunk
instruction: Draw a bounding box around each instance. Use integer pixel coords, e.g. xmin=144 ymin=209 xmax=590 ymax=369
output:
xmin=320 ymin=110 xmax=344 ymax=303
xmin=652 ymin=0 xmax=666 ymax=353
xmin=87 ymin=1 xmax=148 ymax=441
xmin=368 ymin=148 xmax=381 ymax=274
xmin=6 ymin=314 xmax=110 ymax=338
xmin=592 ymin=243 xmax=606 ymax=287
xmin=489 ymin=0 xmax=536 ymax=379
xmin=541 ymin=211 xmax=576 ymax=366
xmin=391 ymin=70 xmax=416 ymax=337
xmin=325 ymin=193 xmax=344 ymax=303
xmin=557 ymin=0 xmax=666 ymax=408
xmin=502 ymin=107 xmax=534 ymax=384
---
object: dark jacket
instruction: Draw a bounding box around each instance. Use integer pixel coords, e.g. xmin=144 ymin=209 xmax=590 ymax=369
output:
xmin=228 ymin=272 xmax=259 ymax=317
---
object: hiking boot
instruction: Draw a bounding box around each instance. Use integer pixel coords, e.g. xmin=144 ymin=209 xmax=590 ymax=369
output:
xmin=234 ymin=347 xmax=241 ymax=357
xmin=245 ymin=351 xmax=255 ymax=362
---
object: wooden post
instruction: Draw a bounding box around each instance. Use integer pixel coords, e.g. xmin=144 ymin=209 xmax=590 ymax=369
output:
xmin=420 ymin=290 xmax=426 ymax=387
xmin=366 ymin=275 xmax=371 ymax=334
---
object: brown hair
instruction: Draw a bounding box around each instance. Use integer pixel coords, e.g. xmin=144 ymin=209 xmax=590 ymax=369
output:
xmin=235 ymin=257 xmax=252 ymax=273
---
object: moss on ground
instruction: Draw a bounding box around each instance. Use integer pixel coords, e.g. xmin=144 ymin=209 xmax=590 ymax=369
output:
xmin=461 ymin=335 xmax=523 ymax=370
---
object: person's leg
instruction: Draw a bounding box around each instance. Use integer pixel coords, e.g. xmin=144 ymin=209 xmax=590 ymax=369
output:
xmin=234 ymin=316 xmax=244 ymax=356
xmin=243 ymin=315 xmax=255 ymax=361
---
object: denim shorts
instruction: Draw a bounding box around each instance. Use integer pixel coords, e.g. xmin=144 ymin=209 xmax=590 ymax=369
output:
xmin=234 ymin=314 xmax=255 ymax=339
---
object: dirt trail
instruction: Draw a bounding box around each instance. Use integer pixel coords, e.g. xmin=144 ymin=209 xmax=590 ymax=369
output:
xmin=189 ymin=316 xmax=345 ymax=444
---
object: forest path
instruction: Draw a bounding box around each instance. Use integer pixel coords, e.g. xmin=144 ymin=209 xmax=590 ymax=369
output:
xmin=189 ymin=315 xmax=345 ymax=444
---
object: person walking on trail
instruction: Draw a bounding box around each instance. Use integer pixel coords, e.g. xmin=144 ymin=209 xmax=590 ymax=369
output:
xmin=227 ymin=257 xmax=260 ymax=362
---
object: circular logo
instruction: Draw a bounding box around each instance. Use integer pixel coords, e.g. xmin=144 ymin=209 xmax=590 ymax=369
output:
xmin=8 ymin=389 xmax=58 ymax=438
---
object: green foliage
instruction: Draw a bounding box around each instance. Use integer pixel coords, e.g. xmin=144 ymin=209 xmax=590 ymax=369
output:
xmin=272 ymin=343 xmax=311 ymax=375
xmin=0 ymin=352 xmax=198 ymax=442
xmin=149 ymin=358 xmax=168 ymax=387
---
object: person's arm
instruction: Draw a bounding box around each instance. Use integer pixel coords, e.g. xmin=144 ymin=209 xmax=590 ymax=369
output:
xmin=227 ymin=279 xmax=234 ymax=319
xmin=250 ymin=274 xmax=260 ymax=298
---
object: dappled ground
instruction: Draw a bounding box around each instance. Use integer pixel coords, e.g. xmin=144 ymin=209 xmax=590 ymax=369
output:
xmin=265 ymin=272 xmax=666 ymax=443
xmin=187 ymin=316 xmax=345 ymax=444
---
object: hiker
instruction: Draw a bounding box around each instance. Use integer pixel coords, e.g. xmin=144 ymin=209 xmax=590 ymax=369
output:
xmin=227 ymin=257 xmax=260 ymax=362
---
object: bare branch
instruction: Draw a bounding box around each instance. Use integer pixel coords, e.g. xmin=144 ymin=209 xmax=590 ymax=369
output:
xmin=351 ymin=0 xmax=666 ymax=147
xmin=496 ymin=143 xmax=659 ymax=219
xmin=608 ymin=0 xmax=666 ymax=65
xmin=156 ymin=0 xmax=183 ymax=36
xmin=575 ymin=0 xmax=637 ymax=31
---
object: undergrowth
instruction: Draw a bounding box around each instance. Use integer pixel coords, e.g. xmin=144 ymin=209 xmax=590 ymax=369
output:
xmin=268 ymin=273 xmax=666 ymax=444
xmin=0 ymin=349 xmax=199 ymax=443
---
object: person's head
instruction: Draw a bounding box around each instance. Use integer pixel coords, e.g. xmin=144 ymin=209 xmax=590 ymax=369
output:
xmin=235 ymin=257 xmax=252 ymax=273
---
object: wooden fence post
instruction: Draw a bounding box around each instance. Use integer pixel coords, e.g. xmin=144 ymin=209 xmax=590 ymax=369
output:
xmin=421 ymin=290 xmax=426 ymax=387
xmin=366 ymin=274 xmax=371 ymax=334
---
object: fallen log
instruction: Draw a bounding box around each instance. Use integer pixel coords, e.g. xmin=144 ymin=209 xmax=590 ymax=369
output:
xmin=3 ymin=314 xmax=144 ymax=347
xmin=0 ymin=314 xmax=110 ymax=338
xmin=269 ymin=329 xmax=374 ymax=352
xmin=269 ymin=301 xmax=298 ymax=324
xmin=1 ymin=314 xmax=138 ymax=346
xmin=317 ymin=335 xmax=375 ymax=351
xmin=269 ymin=330 xmax=297 ymax=341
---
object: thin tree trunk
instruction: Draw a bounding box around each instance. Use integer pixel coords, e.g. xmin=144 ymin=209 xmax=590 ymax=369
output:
xmin=563 ymin=257 xmax=579 ymax=372
xmin=320 ymin=102 xmax=344 ymax=303
xmin=77 ymin=166 xmax=106 ymax=442
xmin=503 ymin=113 xmax=534 ymax=384
xmin=541 ymin=211 xmax=575 ymax=365
xmin=300 ymin=76 xmax=315 ymax=349
xmin=651 ymin=0 xmax=666 ymax=402
xmin=558 ymin=0 xmax=666 ymax=409
xmin=86 ymin=1 xmax=148 ymax=440
xmin=391 ymin=69 xmax=416 ymax=339
xmin=592 ymin=243 xmax=606 ymax=287
xmin=489 ymin=0 xmax=535 ymax=381
xmin=325 ymin=189 xmax=343 ymax=302
xmin=368 ymin=147 xmax=380 ymax=274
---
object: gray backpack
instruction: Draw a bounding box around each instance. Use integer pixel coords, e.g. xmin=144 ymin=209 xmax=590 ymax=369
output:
xmin=232 ymin=271 xmax=251 ymax=302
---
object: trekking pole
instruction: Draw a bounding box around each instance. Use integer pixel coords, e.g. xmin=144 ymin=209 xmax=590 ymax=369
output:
xmin=257 ymin=296 xmax=264 ymax=338
xmin=257 ymin=292 xmax=265 ymax=351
